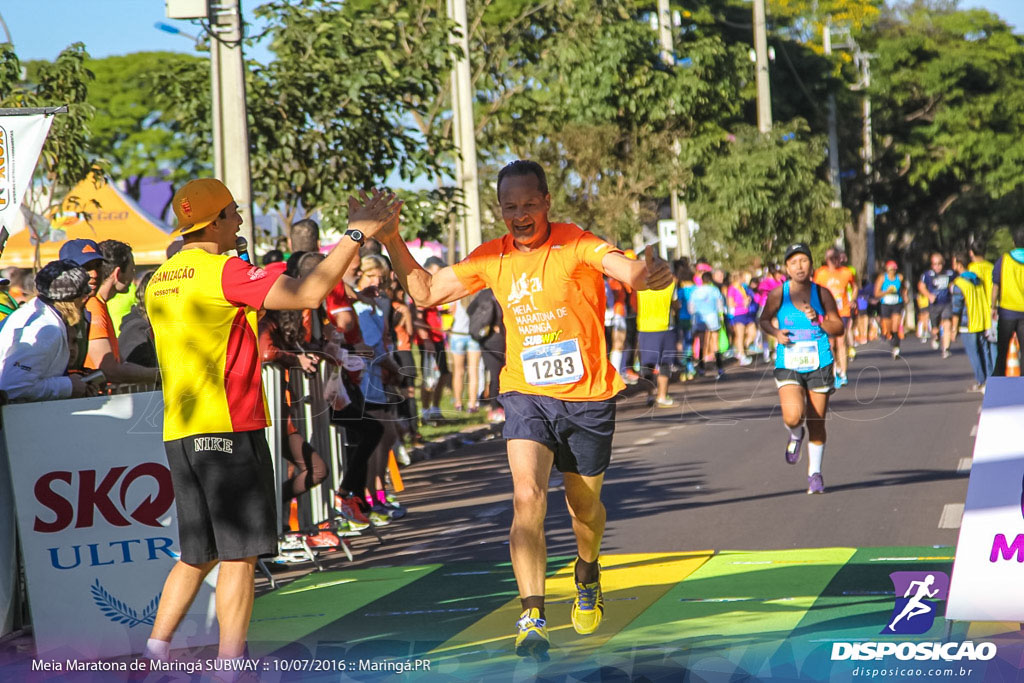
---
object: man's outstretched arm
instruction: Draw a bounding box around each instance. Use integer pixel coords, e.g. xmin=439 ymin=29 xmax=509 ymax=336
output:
xmin=380 ymin=232 xmax=471 ymax=307
xmin=601 ymin=246 xmax=674 ymax=291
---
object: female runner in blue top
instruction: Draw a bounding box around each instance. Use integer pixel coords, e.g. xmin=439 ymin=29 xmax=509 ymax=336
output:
xmin=759 ymin=243 xmax=845 ymax=494
xmin=874 ymin=260 xmax=907 ymax=359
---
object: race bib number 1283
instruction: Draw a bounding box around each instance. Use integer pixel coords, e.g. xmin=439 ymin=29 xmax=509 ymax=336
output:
xmin=521 ymin=339 xmax=585 ymax=386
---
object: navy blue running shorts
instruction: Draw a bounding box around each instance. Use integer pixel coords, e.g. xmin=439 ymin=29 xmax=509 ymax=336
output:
xmin=638 ymin=330 xmax=677 ymax=372
xmin=164 ymin=429 xmax=278 ymax=565
xmin=498 ymin=392 xmax=616 ymax=476
xmin=773 ymin=363 xmax=836 ymax=395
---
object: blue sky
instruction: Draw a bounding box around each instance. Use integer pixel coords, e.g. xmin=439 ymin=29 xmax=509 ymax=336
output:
xmin=4 ymin=1 xmax=1022 ymax=63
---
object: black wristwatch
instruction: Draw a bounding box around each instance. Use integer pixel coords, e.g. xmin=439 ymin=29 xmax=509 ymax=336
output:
xmin=344 ymin=229 xmax=365 ymax=246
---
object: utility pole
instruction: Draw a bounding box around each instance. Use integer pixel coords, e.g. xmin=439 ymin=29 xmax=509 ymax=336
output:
xmin=209 ymin=0 xmax=254 ymax=250
xmin=447 ymin=0 xmax=482 ymax=256
xmin=656 ymin=0 xmax=692 ymax=258
xmin=859 ymin=52 xmax=876 ymax=276
xmin=753 ymin=0 xmax=773 ymax=133
xmin=823 ymin=20 xmax=842 ymax=211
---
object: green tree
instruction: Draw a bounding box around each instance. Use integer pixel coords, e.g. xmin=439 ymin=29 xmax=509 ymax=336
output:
xmin=0 ymin=44 xmax=106 ymax=266
xmin=245 ymin=0 xmax=457 ymax=234
xmin=866 ymin=4 xmax=1024 ymax=264
xmin=86 ymin=52 xmax=212 ymax=213
xmin=690 ymin=123 xmax=845 ymax=265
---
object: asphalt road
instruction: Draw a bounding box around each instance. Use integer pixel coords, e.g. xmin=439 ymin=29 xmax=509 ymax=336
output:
xmin=269 ymin=335 xmax=980 ymax=580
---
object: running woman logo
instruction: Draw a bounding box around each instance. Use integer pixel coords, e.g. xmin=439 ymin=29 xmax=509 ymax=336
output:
xmin=881 ymin=571 xmax=949 ymax=635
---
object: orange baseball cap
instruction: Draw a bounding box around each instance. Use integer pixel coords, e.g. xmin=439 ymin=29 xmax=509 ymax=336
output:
xmin=171 ymin=178 xmax=235 ymax=237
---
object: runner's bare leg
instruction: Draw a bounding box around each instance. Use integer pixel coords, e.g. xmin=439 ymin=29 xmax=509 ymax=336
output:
xmin=507 ymin=439 xmax=555 ymax=599
xmin=563 ymin=472 xmax=606 ymax=564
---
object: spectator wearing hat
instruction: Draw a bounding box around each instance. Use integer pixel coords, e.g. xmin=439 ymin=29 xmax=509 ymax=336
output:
xmin=59 ymin=238 xmax=106 ymax=371
xmin=143 ymin=178 xmax=400 ymax=666
xmin=0 ymin=260 xmax=97 ymax=401
xmin=84 ymin=240 xmax=160 ymax=386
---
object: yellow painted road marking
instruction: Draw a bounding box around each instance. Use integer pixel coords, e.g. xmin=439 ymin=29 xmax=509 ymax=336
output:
xmin=426 ymin=552 xmax=712 ymax=672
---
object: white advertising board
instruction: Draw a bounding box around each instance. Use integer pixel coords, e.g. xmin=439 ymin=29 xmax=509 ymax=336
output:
xmin=1 ymin=392 xmax=218 ymax=658
xmin=947 ymin=377 xmax=1024 ymax=621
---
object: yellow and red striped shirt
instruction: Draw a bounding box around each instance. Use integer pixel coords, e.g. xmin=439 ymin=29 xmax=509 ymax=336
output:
xmin=146 ymin=248 xmax=281 ymax=441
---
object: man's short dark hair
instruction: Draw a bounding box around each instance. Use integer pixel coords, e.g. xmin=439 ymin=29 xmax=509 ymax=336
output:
xmin=262 ymin=249 xmax=285 ymax=266
xmin=969 ymin=241 xmax=985 ymax=258
xmin=98 ymin=240 xmax=133 ymax=282
xmin=290 ymin=218 xmax=320 ymax=252
xmin=497 ymin=160 xmax=548 ymax=199
xmin=952 ymin=252 xmax=969 ymax=269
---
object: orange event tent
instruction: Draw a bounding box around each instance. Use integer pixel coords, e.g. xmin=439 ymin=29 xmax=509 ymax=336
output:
xmin=3 ymin=177 xmax=175 ymax=268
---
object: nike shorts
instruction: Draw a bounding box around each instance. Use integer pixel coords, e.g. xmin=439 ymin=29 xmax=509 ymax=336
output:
xmin=164 ymin=429 xmax=278 ymax=564
xmin=498 ymin=392 xmax=615 ymax=476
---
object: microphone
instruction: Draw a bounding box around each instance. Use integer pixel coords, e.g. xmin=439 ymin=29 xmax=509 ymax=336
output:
xmin=235 ymin=236 xmax=251 ymax=263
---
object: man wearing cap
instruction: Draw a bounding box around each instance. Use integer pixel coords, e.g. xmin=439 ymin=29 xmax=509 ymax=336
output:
xmin=0 ymin=260 xmax=97 ymax=401
xmin=59 ymin=238 xmax=105 ymax=371
xmin=760 ymin=243 xmax=844 ymax=494
xmin=81 ymin=239 xmax=160 ymax=386
xmin=143 ymin=179 xmax=399 ymax=667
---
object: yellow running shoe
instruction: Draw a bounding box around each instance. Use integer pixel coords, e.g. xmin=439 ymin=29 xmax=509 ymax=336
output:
xmin=571 ymin=569 xmax=604 ymax=635
xmin=514 ymin=608 xmax=549 ymax=659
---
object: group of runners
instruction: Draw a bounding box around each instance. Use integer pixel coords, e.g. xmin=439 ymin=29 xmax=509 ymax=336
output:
xmin=143 ymin=160 xmax=951 ymax=668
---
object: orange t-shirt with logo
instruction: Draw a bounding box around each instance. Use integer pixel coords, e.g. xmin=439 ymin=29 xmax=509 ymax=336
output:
xmin=452 ymin=222 xmax=625 ymax=401
xmin=814 ymin=265 xmax=856 ymax=317
xmin=85 ymin=295 xmax=120 ymax=369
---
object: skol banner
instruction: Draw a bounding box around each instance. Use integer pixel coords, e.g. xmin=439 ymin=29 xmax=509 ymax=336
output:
xmin=0 ymin=392 xmax=218 ymax=659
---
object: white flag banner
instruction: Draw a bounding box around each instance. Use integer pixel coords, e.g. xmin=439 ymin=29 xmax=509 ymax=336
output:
xmin=0 ymin=113 xmax=54 ymax=235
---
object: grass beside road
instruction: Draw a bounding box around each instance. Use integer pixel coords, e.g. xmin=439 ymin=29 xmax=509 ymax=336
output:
xmin=417 ymin=393 xmax=492 ymax=441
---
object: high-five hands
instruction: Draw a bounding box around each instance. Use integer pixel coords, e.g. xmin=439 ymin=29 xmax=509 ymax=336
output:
xmin=347 ymin=189 xmax=403 ymax=240
xmin=643 ymin=245 xmax=674 ymax=290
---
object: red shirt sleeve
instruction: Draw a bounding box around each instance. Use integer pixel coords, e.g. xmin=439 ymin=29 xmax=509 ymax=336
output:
xmin=326 ymin=282 xmax=353 ymax=317
xmin=221 ymin=257 xmax=281 ymax=309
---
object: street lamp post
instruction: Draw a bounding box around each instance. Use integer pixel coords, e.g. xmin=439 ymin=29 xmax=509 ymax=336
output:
xmin=163 ymin=0 xmax=254 ymax=251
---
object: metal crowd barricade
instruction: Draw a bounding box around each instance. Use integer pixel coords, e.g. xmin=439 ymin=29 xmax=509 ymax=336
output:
xmin=260 ymin=361 xmax=369 ymax=584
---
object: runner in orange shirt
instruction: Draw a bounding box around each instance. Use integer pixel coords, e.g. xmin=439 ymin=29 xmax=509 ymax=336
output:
xmin=813 ymin=247 xmax=858 ymax=387
xmin=381 ymin=160 xmax=673 ymax=659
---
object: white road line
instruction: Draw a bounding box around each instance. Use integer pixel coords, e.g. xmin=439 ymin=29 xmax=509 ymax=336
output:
xmin=969 ymin=424 xmax=978 ymax=437
xmin=634 ymin=438 xmax=656 ymax=445
xmin=957 ymin=458 xmax=972 ymax=473
xmin=654 ymin=430 xmax=671 ymax=437
xmin=938 ymin=503 xmax=964 ymax=530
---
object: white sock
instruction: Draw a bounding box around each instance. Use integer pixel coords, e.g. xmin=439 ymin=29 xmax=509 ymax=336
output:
xmin=610 ymin=349 xmax=623 ymax=373
xmin=144 ymin=637 xmax=170 ymax=660
xmin=808 ymin=442 xmax=824 ymax=475
xmin=787 ymin=424 xmax=804 ymax=440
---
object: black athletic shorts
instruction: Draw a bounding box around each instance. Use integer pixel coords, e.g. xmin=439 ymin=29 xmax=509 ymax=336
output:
xmin=164 ymin=429 xmax=278 ymax=564
xmin=773 ymin=363 xmax=836 ymax=395
xmin=880 ymin=303 xmax=903 ymax=318
xmin=498 ymin=391 xmax=615 ymax=476
xmin=929 ymin=303 xmax=953 ymax=328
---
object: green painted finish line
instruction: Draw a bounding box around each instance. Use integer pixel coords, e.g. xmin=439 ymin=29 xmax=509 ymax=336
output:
xmin=245 ymin=546 xmax=1021 ymax=682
